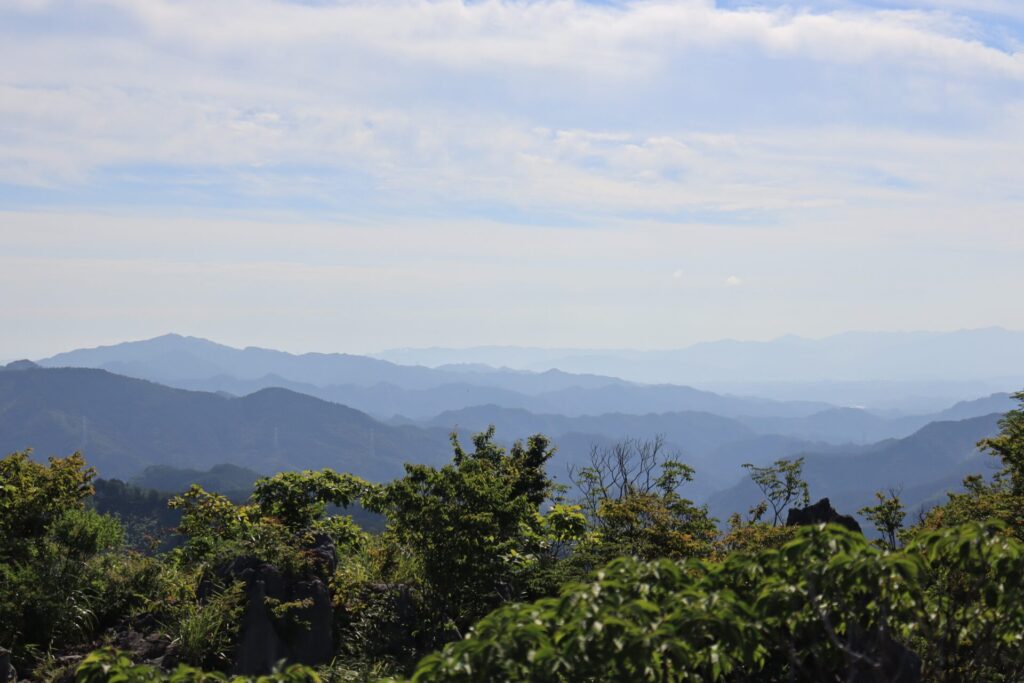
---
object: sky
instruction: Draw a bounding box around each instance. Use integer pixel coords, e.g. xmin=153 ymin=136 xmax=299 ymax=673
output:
xmin=1 ymin=0 xmax=1023 ymax=359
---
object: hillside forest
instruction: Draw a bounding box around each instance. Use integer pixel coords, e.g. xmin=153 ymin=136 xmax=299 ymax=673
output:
xmin=2 ymin=389 xmax=1024 ymax=682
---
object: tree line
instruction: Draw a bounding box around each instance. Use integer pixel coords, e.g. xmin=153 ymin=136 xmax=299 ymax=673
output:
xmin=2 ymin=393 xmax=1024 ymax=681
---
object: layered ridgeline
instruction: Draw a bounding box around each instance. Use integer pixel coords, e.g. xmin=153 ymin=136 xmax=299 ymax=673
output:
xmin=708 ymin=413 xmax=1005 ymax=523
xmin=0 ymin=363 xmax=829 ymax=495
xmin=37 ymin=334 xmax=1017 ymax=443
xmin=0 ymin=360 xmax=1010 ymax=518
xmin=37 ymin=334 xmax=834 ymax=420
xmin=0 ymin=364 xmax=452 ymax=481
xmin=374 ymin=327 xmax=1024 ymax=385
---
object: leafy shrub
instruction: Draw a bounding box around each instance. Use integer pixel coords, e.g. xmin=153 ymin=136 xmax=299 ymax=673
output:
xmin=365 ymin=429 xmax=567 ymax=640
xmin=0 ymin=453 xmax=146 ymax=672
xmin=409 ymin=522 xmax=1024 ymax=682
xmin=75 ymin=647 xmax=323 ymax=682
xmin=162 ymin=580 xmax=246 ymax=669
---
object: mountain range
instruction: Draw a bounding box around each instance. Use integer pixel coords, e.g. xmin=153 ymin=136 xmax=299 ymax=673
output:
xmin=0 ymin=364 xmax=453 ymax=481
xmin=0 ymin=358 xmax=1011 ymax=515
xmin=707 ymin=413 xmax=1004 ymax=526
xmin=375 ymin=328 xmax=1024 ymax=411
xmin=374 ymin=328 xmax=1024 ymax=383
xmin=37 ymin=334 xmax=836 ymax=420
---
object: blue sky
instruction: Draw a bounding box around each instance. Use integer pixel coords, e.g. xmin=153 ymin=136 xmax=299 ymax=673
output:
xmin=1 ymin=0 xmax=1023 ymax=358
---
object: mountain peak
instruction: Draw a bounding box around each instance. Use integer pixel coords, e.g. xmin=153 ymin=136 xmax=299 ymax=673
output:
xmin=3 ymin=359 xmax=39 ymax=371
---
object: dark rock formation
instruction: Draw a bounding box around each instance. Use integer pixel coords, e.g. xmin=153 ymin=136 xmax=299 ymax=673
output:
xmin=219 ymin=535 xmax=337 ymax=675
xmin=0 ymin=647 xmax=12 ymax=683
xmin=786 ymin=497 xmax=862 ymax=533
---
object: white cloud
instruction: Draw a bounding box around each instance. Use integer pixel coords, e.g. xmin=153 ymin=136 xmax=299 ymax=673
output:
xmin=725 ymin=275 xmax=745 ymax=287
xmin=0 ymin=0 xmax=1022 ymax=216
xmin=0 ymin=1 xmax=1022 ymax=352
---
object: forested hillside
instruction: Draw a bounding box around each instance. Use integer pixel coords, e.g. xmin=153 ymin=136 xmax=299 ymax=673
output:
xmin=0 ymin=366 xmax=452 ymax=480
xmin=708 ymin=413 xmax=1003 ymax=523
xmin=3 ymin=392 xmax=1024 ymax=681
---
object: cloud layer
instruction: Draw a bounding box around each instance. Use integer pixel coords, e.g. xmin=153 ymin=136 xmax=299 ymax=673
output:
xmin=0 ymin=0 xmax=1023 ymax=355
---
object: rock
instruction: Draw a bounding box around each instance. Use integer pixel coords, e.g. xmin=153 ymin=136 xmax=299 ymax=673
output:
xmin=0 ymin=647 xmax=11 ymax=683
xmin=786 ymin=498 xmax=862 ymax=533
xmin=234 ymin=570 xmax=289 ymax=675
xmin=306 ymin=533 xmax=338 ymax=575
xmin=228 ymin=534 xmax=338 ymax=675
xmin=286 ymin=578 xmax=333 ymax=665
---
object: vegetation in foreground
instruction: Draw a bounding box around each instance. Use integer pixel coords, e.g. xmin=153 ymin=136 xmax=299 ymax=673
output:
xmin=1 ymin=393 xmax=1023 ymax=681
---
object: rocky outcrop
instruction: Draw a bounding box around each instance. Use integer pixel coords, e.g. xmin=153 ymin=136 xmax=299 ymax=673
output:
xmin=215 ymin=534 xmax=336 ymax=676
xmin=786 ymin=498 xmax=862 ymax=533
xmin=0 ymin=647 xmax=12 ymax=683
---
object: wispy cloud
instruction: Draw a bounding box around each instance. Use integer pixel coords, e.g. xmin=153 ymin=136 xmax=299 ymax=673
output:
xmin=1 ymin=0 xmax=1022 ymax=219
xmin=0 ymin=1 xmax=1022 ymax=354
xmin=725 ymin=275 xmax=744 ymax=287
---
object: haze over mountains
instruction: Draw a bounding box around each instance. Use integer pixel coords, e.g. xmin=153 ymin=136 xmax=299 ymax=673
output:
xmin=374 ymin=328 xmax=1024 ymax=383
xmin=707 ymin=413 xmax=1005 ymax=524
xmin=376 ymin=328 xmax=1024 ymax=412
xmin=0 ymin=331 xmax=1015 ymax=529
xmin=0 ymin=364 xmax=455 ymax=482
xmin=39 ymin=334 xmax=835 ymax=420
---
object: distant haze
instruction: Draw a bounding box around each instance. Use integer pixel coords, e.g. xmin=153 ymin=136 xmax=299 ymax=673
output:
xmin=31 ymin=330 xmax=1024 ymax=413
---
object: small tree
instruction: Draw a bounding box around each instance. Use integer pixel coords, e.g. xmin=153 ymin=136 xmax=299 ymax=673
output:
xmin=859 ymin=487 xmax=905 ymax=551
xmin=742 ymin=457 xmax=810 ymax=526
xmin=979 ymin=390 xmax=1024 ymax=496
xmin=366 ymin=427 xmax=562 ymax=639
xmin=569 ymin=436 xmax=716 ymax=563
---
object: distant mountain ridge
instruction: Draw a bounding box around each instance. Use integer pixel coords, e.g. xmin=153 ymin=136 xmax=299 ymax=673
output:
xmin=40 ymin=334 xmax=627 ymax=393
xmin=0 ymin=366 xmax=1013 ymax=518
xmin=707 ymin=413 xmax=1005 ymax=527
xmin=37 ymin=334 xmax=838 ymax=420
xmin=0 ymin=366 xmax=821 ymax=499
xmin=373 ymin=328 xmax=1024 ymax=386
xmin=0 ymin=366 xmax=454 ymax=480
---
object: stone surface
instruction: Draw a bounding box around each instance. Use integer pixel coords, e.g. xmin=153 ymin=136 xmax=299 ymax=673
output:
xmin=786 ymin=497 xmax=863 ymax=533
xmin=0 ymin=647 xmax=11 ymax=683
xmin=229 ymin=534 xmax=338 ymax=675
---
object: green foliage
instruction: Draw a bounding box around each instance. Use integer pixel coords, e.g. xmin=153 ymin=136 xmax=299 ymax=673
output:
xmin=10 ymin=412 xmax=1024 ymax=683
xmin=714 ymin=505 xmax=797 ymax=557
xmin=75 ymin=647 xmax=323 ymax=682
xmin=366 ymin=428 xmax=561 ymax=638
xmin=50 ymin=507 xmax=126 ymax=558
xmin=251 ymin=470 xmax=372 ymax=532
xmin=169 ymin=473 xmax=369 ymax=573
xmin=979 ymin=390 xmax=1024 ymax=495
xmin=742 ymin=457 xmax=810 ymax=526
xmin=163 ymin=581 xmax=246 ymax=669
xmin=911 ymin=390 xmax=1024 ymax=543
xmin=859 ymin=487 xmax=906 ymax=550
xmin=569 ymin=437 xmax=717 ymax=566
xmin=409 ymin=522 xmax=1024 ymax=682
xmin=0 ymin=450 xmax=96 ymax=562
xmin=0 ymin=452 xmax=157 ymax=673
xmin=169 ymin=486 xmax=251 ymax=562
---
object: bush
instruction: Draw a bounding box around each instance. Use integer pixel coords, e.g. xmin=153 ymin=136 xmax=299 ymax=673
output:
xmin=75 ymin=647 xmax=323 ymax=682
xmin=409 ymin=522 xmax=1024 ymax=682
